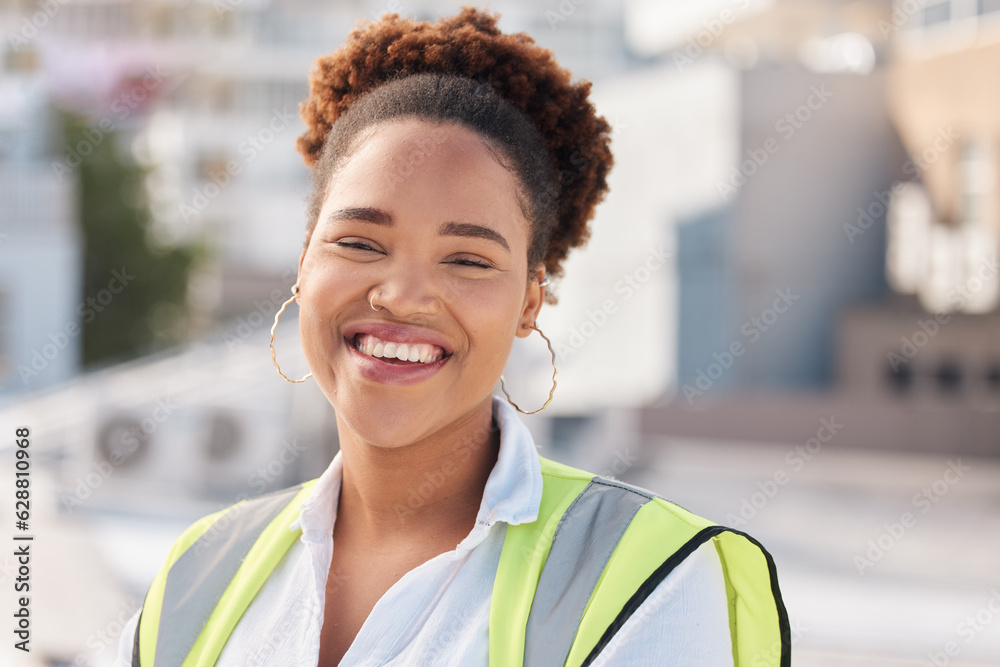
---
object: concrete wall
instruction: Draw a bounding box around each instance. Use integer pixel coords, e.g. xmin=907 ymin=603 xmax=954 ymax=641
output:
xmin=729 ymin=63 xmax=908 ymax=388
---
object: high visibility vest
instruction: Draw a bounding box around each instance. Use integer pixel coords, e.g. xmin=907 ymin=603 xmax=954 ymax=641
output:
xmin=132 ymin=456 xmax=790 ymax=667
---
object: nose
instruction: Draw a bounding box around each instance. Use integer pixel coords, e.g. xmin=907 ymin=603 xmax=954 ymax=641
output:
xmin=370 ymin=259 xmax=443 ymax=318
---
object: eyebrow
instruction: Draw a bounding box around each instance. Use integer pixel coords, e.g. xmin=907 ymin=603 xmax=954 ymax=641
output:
xmin=327 ymin=207 xmax=393 ymax=226
xmin=439 ymin=222 xmax=510 ymax=253
xmin=326 ymin=207 xmax=510 ymax=253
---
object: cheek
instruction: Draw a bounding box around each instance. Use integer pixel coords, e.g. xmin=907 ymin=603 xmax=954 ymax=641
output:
xmin=458 ymin=284 xmax=522 ymax=367
xmin=300 ymin=246 xmax=373 ymax=301
xmin=297 ymin=259 xmax=363 ymax=344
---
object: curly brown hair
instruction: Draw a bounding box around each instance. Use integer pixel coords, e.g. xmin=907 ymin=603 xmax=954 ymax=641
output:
xmin=296 ymin=7 xmax=614 ymax=303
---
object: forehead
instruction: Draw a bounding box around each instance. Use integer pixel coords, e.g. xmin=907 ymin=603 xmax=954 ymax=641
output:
xmin=321 ymin=118 xmax=530 ymax=245
xmin=347 ymin=117 xmax=498 ymax=174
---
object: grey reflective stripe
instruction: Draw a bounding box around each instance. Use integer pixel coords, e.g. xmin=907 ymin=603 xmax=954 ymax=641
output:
xmin=151 ymin=485 xmax=302 ymax=667
xmin=523 ymin=477 xmax=653 ymax=667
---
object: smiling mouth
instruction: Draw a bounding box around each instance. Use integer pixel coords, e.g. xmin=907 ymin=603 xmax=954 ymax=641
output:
xmin=349 ymin=333 xmax=451 ymax=365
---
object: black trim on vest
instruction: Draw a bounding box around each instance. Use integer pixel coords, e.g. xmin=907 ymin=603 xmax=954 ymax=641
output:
xmin=580 ymin=526 xmax=791 ymax=667
xmin=131 ymin=604 xmax=143 ymax=667
xmin=731 ymin=527 xmax=792 ymax=667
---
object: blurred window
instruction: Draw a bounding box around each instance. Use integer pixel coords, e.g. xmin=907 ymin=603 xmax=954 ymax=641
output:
xmin=921 ymin=2 xmax=952 ymax=27
xmin=958 ymin=139 xmax=999 ymax=313
xmin=886 ymin=183 xmax=932 ymax=295
xmin=979 ymin=0 xmax=1000 ymax=16
xmin=959 ymin=139 xmax=991 ymax=228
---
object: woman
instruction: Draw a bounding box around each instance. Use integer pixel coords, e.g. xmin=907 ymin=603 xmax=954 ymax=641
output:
xmin=120 ymin=8 xmax=789 ymax=667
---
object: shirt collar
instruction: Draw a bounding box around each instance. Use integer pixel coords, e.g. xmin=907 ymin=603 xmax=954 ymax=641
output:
xmin=289 ymin=395 xmax=543 ymax=544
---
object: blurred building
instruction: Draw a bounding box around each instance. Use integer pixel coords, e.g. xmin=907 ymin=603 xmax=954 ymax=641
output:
xmin=0 ymin=46 xmax=82 ymax=397
xmin=835 ymin=0 xmax=1000 ymax=448
xmin=627 ymin=0 xmax=999 ymax=453
xmin=624 ymin=0 xmax=906 ymax=392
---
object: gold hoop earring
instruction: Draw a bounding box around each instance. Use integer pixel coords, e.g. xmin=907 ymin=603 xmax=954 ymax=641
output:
xmin=370 ymin=290 xmax=383 ymax=311
xmin=500 ymin=323 xmax=558 ymax=415
xmin=270 ymin=284 xmax=313 ymax=383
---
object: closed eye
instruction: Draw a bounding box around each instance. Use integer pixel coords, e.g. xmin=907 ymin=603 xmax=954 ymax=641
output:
xmin=335 ymin=241 xmax=381 ymax=253
xmin=450 ymin=258 xmax=493 ymax=269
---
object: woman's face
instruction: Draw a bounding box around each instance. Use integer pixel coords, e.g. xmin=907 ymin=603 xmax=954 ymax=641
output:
xmin=297 ymin=117 xmax=545 ymax=448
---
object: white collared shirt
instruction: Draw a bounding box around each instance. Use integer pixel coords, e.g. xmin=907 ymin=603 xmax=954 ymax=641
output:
xmin=118 ymin=396 xmax=732 ymax=666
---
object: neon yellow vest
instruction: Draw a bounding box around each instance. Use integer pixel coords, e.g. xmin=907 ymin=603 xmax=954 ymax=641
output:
xmin=132 ymin=456 xmax=790 ymax=666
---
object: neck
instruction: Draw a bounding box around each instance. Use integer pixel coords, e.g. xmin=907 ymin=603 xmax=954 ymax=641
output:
xmin=333 ymin=396 xmax=501 ymax=547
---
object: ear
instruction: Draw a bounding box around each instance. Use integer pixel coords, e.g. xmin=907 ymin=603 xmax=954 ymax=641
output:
xmin=516 ymin=263 xmax=547 ymax=339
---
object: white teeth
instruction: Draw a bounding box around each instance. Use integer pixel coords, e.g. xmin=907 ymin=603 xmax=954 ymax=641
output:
xmin=353 ymin=334 xmax=445 ymax=364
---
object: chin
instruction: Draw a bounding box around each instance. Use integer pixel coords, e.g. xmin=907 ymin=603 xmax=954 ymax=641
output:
xmin=331 ymin=389 xmax=445 ymax=448
xmin=334 ymin=380 xmax=498 ymax=451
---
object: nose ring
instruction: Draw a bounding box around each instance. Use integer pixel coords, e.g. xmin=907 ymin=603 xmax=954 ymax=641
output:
xmin=370 ymin=291 xmax=383 ymax=311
